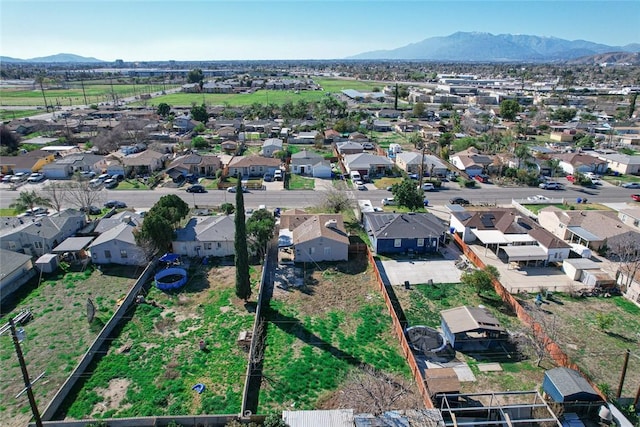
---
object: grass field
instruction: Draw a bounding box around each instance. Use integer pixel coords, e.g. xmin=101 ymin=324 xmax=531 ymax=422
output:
xmin=287 ymin=174 xmax=315 ymax=190
xmin=258 ymin=255 xmax=421 ymax=413
xmin=0 ymin=265 xmax=142 ymax=427
xmin=64 ymin=261 xmax=262 ymax=420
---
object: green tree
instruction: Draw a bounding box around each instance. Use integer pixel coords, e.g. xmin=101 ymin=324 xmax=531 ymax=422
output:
xmin=149 ymin=194 xmax=189 ymax=227
xmin=220 ymin=202 xmax=234 ymax=215
xmin=156 ymin=102 xmax=171 ymax=117
xmin=191 ymin=136 xmax=208 ymax=149
xmin=550 ymin=108 xmax=577 ymax=122
xmin=0 ymin=126 xmax=21 ymax=155
xmin=576 ymin=134 xmax=595 ymax=149
xmin=514 ymin=143 xmax=531 ymax=168
xmin=628 ymin=92 xmax=637 ymax=119
xmin=391 ymin=179 xmax=423 ymax=211
xmin=461 ymin=267 xmax=496 ymax=295
xmin=234 ymin=175 xmax=251 ymax=301
xmin=9 ymin=190 xmax=52 ymax=213
xmin=499 ymin=99 xmax=521 ymax=121
xmin=135 ymin=213 xmax=173 ymax=253
xmin=263 ymin=414 xmax=289 ymax=427
xmin=413 ymin=101 xmax=426 ymax=118
xmin=187 ymin=68 xmax=204 ymax=84
xmin=191 ymin=103 xmax=208 ymax=123
xmin=595 ymin=312 xmax=614 ymax=331
xmin=246 ymin=208 xmax=276 ymax=258
xmin=451 ymin=136 xmax=477 ymax=153
xmin=438 ymin=132 xmax=454 ymax=149
xmin=544 ymin=158 xmax=561 ymax=178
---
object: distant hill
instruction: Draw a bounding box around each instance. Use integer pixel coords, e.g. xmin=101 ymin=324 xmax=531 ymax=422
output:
xmin=566 ymin=51 xmax=640 ymax=65
xmin=348 ymin=32 xmax=640 ymax=62
xmin=1 ymin=53 xmax=105 ymax=63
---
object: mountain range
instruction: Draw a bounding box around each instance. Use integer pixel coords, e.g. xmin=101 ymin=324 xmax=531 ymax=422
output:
xmin=347 ymin=32 xmax=640 ymax=62
xmin=0 ymin=53 xmax=104 ymax=63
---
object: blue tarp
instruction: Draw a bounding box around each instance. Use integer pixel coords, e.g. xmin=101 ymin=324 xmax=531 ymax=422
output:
xmin=159 ymin=253 xmax=180 ymax=263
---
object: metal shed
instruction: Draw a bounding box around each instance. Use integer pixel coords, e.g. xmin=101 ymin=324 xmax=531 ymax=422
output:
xmin=542 ymin=367 xmax=602 ymax=403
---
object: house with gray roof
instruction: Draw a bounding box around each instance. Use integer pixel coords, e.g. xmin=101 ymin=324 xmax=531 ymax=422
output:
xmin=260 ymin=138 xmax=283 ymax=158
xmin=88 ymin=222 xmax=147 ymax=265
xmin=395 ymin=152 xmax=447 ymax=176
xmin=336 ymin=141 xmax=364 ymax=155
xmin=279 ymin=211 xmax=349 ymax=262
xmin=94 ymin=211 xmax=144 ymax=234
xmin=290 ymin=150 xmax=331 ymax=178
xmin=41 ymin=153 xmax=105 ymax=180
xmin=440 ymin=305 xmax=506 ymax=350
xmin=363 ymin=212 xmax=446 ymax=255
xmin=227 ymin=155 xmax=281 ymax=178
xmin=343 ymin=153 xmax=393 ymax=178
xmin=0 ymin=248 xmax=35 ymax=297
xmin=595 ymin=153 xmax=640 ymax=175
xmin=166 ymin=153 xmax=222 ymax=178
xmin=172 ymin=215 xmax=236 ymax=258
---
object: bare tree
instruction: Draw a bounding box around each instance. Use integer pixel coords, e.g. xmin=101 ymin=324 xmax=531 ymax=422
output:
xmin=514 ymin=308 xmax=559 ymax=367
xmin=41 ymin=182 xmax=69 ymax=213
xmin=321 ymin=187 xmax=352 ymax=213
xmin=609 ymin=237 xmax=640 ymax=291
xmin=65 ymin=180 xmax=103 ymax=213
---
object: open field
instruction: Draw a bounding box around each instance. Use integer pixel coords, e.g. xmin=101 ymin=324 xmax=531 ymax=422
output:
xmin=140 ymin=90 xmax=327 ymax=108
xmin=0 ymin=265 xmax=142 ymax=427
xmin=64 ymin=261 xmax=262 ymax=420
xmin=258 ymin=254 xmax=422 ymax=413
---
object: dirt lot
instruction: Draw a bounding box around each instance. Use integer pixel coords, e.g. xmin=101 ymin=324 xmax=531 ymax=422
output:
xmin=0 ymin=265 xmax=141 ymax=427
xmin=259 ymin=254 xmax=424 ymax=413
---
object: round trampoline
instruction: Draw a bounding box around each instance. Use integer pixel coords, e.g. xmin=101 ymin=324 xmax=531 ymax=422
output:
xmin=155 ymin=267 xmax=188 ymax=291
xmin=405 ymin=325 xmax=453 ymax=362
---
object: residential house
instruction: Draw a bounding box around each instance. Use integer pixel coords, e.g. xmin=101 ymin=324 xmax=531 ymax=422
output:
xmin=261 ymin=138 xmax=283 ymax=158
xmin=450 ymin=208 xmax=570 ymax=265
xmin=166 ymin=153 xmax=222 ymax=178
xmin=121 ymin=149 xmax=166 ymax=176
xmin=0 ymin=248 xmax=35 ymax=297
xmin=595 ymin=153 xmax=640 ymax=175
xmin=537 ymin=207 xmax=640 ymax=251
xmin=617 ymin=271 xmax=640 ymax=307
xmin=554 ymin=153 xmax=608 ymax=175
xmin=449 ymin=147 xmax=493 ymax=177
xmin=40 ymin=153 xmax=105 ymax=179
xmin=0 ymin=149 xmax=56 ymax=174
xmin=377 ymin=109 xmax=403 ymax=119
xmin=363 ymin=212 xmax=446 ymax=255
xmin=372 ymin=120 xmax=393 ymax=132
xmin=395 ymin=152 xmax=447 ymax=176
xmin=323 ymin=129 xmax=342 ymax=143
xmin=174 ymin=114 xmax=199 ymax=133
xmin=279 ymin=211 xmax=349 ymax=262
xmin=94 ymin=211 xmax=144 ymax=234
xmin=343 ymin=153 xmax=393 ymax=178
xmin=216 ymin=127 xmax=239 ymax=141
xmin=227 ymin=155 xmax=281 ymax=178
xmin=618 ymin=207 xmax=640 ymax=229
xmin=88 ymin=222 xmax=147 ymax=266
xmin=289 ymin=130 xmax=319 ymax=144
xmin=220 ymin=140 xmax=239 ymax=154
xmin=172 ymin=215 xmax=235 ymax=258
xmin=0 ymin=209 xmax=86 ymax=257
xmin=290 ymin=150 xmax=331 ymax=178
xmin=181 ymin=83 xmax=200 ymax=93
xmin=440 ymin=305 xmax=507 ymax=350
xmin=336 ymin=141 xmax=365 ymax=156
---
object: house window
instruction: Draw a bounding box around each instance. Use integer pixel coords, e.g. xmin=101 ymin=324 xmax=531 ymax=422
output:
xmin=324 ymin=247 xmax=331 ymax=256
xmin=308 ymin=247 xmax=315 ymax=255
xmin=34 ymin=241 xmax=43 ymax=249
xmin=105 ymin=250 xmax=112 ymax=259
xmin=205 ymin=243 xmax=212 ymax=250
xmin=120 ymin=250 xmax=128 ymax=258
xmin=394 ymin=239 xmax=402 ymax=247
xmin=634 ymin=220 xmax=639 ymax=227
xmin=217 ymin=242 xmax=222 ymax=248
xmin=417 ymin=238 xmax=424 ymax=247
xmin=8 ymin=241 xmax=17 ymax=250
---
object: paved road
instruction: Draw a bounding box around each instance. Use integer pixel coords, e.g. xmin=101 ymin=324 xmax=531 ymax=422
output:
xmin=1 ymin=176 xmax=637 ymax=211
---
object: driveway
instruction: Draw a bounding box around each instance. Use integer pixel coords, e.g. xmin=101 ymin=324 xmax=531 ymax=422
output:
xmin=377 ymin=258 xmax=462 ymax=286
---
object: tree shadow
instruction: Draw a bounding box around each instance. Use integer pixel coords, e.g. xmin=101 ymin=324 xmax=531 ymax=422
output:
xmin=605 ymin=331 xmax=637 ymax=344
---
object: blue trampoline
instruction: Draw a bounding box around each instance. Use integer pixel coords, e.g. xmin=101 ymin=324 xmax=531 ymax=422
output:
xmin=155 ymin=267 xmax=188 ymax=291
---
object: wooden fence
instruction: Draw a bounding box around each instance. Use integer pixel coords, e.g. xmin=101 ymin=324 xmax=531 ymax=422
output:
xmin=451 ymin=232 xmax=607 ymax=400
xmin=366 ymin=249 xmax=434 ymax=409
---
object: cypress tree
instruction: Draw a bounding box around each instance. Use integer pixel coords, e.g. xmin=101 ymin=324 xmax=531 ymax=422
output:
xmin=234 ymin=174 xmax=251 ymax=301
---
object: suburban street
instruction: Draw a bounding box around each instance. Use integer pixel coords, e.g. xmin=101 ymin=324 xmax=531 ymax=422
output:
xmin=1 ymin=178 xmax=636 ymax=211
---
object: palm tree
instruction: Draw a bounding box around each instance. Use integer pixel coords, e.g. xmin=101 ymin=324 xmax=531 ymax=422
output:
xmin=544 ymin=158 xmax=561 ymax=179
xmin=10 ymin=190 xmax=53 ymax=214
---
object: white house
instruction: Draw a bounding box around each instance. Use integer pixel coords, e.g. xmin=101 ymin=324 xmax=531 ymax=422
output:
xmin=172 ymin=215 xmax=235 ymax=258
xmin=290 ymin=150 xmax=332 ymax=178
xmin=0 ymin=248 xmax=35 ymax=297
xmin=261 ymin=138 xmax=284 ymax=158
xmin=88 ymin=222 xmax=147 ymax=266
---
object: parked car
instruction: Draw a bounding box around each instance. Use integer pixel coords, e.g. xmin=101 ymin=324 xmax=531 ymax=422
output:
xmin=362 ymin=142 xmax=374 ymax=150
xmin=622 ymin=182 xmax=640 ymax=189
xmin=263 ymin=173 xmax=273 ymax=182
xmin=418 ymin=183 xmax=436 ymax=191
xmin=2 ymin=174 xmax=13 ymax=183
xmin=539 ymin=182 xmax=563 ymax=190
xmin=103 ymin=178 xmax=118 ymax=189
xmin=273 ymin=170 xmax=283 ymax=181
xmin=355 ymin=180 xmax=366 ymax=190
xmin=27 ymin=173 xmax=45 ymax=182
xmin=474 ymin=174 xmax=491 ymax=183
xmin=227 ymin=186 xmax=249 ymax=193
xmin=22 ymin=207 xmax=49 ymax=216
xmin=80 ymin=205 xmax=102 ymax=215
xmin=79 ymin=171 xmax=96 ymax=179
xmin=566 ymin=175 xmax=576 ymax=183
xmin=88 ymin=178 xmax=102 ymax=187
xmin=111 ymin=173 xmax=124 ymax=182
xmin=449 ymin=197 xmax=470 ymax=206
xmin=632 ymin=194 xmax=640 ymax=202
xmin=104 ymin=200 xmax=127 ymax=209
xmin=185 ymin=174 xmax=198 ymax=184
xmin=186 ymin=184 xmax=206 ymax=193
xmin=97 ymin=173 xmax=111 ymax=182
xmin=381 ymin=197 xmax=396 ymax=206
xmin=10 ymin=172 xmax=28 ymax=183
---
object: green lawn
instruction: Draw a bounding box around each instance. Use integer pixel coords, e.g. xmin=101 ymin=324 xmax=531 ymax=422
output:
xmin=0 ymin=109 xmax=40 ymax=121
xmin=0 ymin=208 xmax=17 ymax=216
xmin=112 ymin=179 xmax=152 ymax=190
xmin=288 ymin=174 xmax=315 ymax=190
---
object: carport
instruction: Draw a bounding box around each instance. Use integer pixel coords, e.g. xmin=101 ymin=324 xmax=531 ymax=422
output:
xmin=499 ymin=246 xmax=547 ymax=266
xmin=566 ymin=226 xmax=601 ymax=248
xmin=473 ymin=229 xmax=537 ymax=257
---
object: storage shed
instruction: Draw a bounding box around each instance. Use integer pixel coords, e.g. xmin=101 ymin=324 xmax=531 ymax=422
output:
xmin=542 ymin=367 xmax=602 ymax=403
xmin=562 ymin=258 xmax=600 ymax=281
xmin=440 ymin=306 xmax=506 ymax=350
xmin=35 ymin=253 xmax=59 ymax=274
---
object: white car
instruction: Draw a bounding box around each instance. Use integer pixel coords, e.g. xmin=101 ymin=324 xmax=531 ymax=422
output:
xmin=27 ymin=173 xmax=45 ymax=182
xmin=10 ymin=172 xmax=28 ymax=183
xmin=622 ymin=182 xmax=640 ymax=189
xmin=382 ymin=197 xmax=396 ymax=206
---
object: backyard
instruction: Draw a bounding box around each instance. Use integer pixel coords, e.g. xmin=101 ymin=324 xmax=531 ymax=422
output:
xmin=0 ymin=265 xmax=142 ymax=427
xmin=258 ymin=254 xmax=423 ymax=414
xmin=62 ymin=260 xmax=263 ymax=420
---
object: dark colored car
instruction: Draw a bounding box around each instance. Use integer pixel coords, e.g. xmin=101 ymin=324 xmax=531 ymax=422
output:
xmin=104 ymin=200 xmax=127 ymax=209
xmin=186 ymin=184 xmax=206 ymax=193
xmin=81 ymin=205 xmax=102 ymax=215
xmin=111 ymin=173 xmax=124 ymax=182
xmin=449 ymin=197 xmax=470 ymax=206
xmin=103 ymin=178 xmax=118 ymax=189
xmin=185 ymin=174 xmax=198 ymax=184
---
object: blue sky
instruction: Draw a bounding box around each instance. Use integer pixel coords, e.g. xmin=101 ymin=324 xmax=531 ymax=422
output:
xmin=1 ymin=0 xmax=638 ymax=61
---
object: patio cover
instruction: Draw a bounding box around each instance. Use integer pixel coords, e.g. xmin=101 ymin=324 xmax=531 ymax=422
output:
xmin=473 ymin=229 xmax=509 ymax=245
xmin=505 ymin=234 xmax=536 ymax=244
xmin=567 ymin=226 xmax=600 ymax=242
xmin=500 ymin=245 xmax=547 ymax=262
xmin=52 ymin=236 xmax=94 ymax=253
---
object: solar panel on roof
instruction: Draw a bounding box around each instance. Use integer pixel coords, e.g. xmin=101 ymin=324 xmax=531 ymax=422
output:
xmin=480 ymin=214 xmax=495 ymax=228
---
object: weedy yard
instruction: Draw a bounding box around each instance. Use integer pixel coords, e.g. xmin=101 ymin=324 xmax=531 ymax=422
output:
xmin=258 ymin=254 xmax=423 ymax=414
xmin=0 ymin=265 xmax=140 ymax=427
xmin=62 ymin=261 xmax=262 ymax=420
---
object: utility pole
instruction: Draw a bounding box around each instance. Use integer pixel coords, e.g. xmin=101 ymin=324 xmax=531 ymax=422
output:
xmin=80 ymin=79 xmax=88 ymax=106
xmin=616 ymin=349 xmax=630 ymax=399
xmin=9 ymin=319 xmax=43 ymax=427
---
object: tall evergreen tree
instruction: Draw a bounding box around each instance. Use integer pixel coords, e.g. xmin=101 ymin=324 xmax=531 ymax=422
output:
xmin=234 ymin=174 xmax=251 ymax=301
